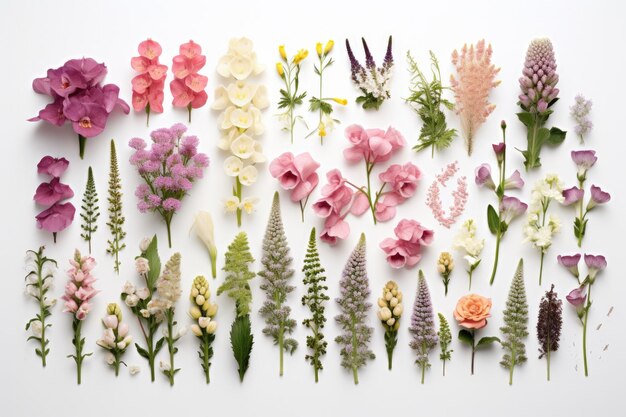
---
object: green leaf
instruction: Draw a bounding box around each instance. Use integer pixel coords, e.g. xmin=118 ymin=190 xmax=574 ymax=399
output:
xmin=458 ymin=329 xmax=474 ymax=346
xmin=546 ymin=127 xmax=567 ymax=145
xmin=135 ymin=343 xmax=149 ymax=359
xmin=487 ymin=205 xmax=500 ymax=235
xmin=231 ymin=314 xmax=254 ymax=382
xmin=516 ymin=112 xmax=534 ymax=128
xmin=476 ymin=336 xmax=501 ymax=348
xmin=536 ymin=127 xmax=551 ymax=146
xmin=145 ymin=235 xmax=161 ymax=289
xmin=155 ymin=337 xmax=165 ymax=354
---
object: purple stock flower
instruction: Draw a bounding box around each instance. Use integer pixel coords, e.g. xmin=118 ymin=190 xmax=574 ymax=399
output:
xmin=37 ymin=156 xmax=69 ymax=177
xmin=587 ymin=185 xmax=610 ymax=210
xmin=566 ymin=286 xmax=587 ymax=317
xmin=571 ymin=150 xmax=597 ymax=181
xmin=503 ymin=170 xmax=524 ymax=190
xmin=408 ymin=270 xmax=438 ymax=382
xmin=584 ymin=254 xmax=607 ymax=282
xmin=475 ymin=163 xmax=495 ymax=190
xmin=492 ymin=142 xmax=506 ymax=163
xmin=562 ymin=186 xmax=584 ymax=206
xmin=499 ymin=196 xmax=528 ymax=225
xmin=518 ymin=38 xmax=559 ymax=114
xmin=557 ymin=254 xmax=581 ymax=278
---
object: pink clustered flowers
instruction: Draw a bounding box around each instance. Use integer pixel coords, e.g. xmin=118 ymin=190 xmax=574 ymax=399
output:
xmin=29 ymin=57 xmax=130 ymax=158
xmin=129 ymin=123 xmax=209 ymax=248
xmin=62 ymin=250 xmax=98 ymax=321
xmin=34 ymin=156 xmax=75 ymax=242
xmin=380 ymin=219 xmax=434 ymax=269
xmin=426 ymin=161 xmax=468 ymax=228
xmin=313 ymin=125 xmax=420 ymax=244
xmin=269 ymin=152 xmax=320 ymax=221
xmin=170 ymin=40 xmax=208 ymax=122
xmin=131 ymin=39 xmax=168 ymax=125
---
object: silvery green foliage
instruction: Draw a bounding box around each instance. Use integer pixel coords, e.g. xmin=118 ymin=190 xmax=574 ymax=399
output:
xmin=335 ymin=234 xmax=375 ymax=383
xmin=408 ymin=270 xmax=438 ymax=383
xmin=500 ymin=259 xmax=529 ymax=384
xmin=259 ymin=193 xmax=298 ymax=358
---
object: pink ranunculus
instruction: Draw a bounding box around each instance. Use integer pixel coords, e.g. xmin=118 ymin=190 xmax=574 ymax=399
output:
xmin=33 ymin=178 xmax=74 ymax=206
xmin=379 ymin=162 xmax=421 ymax=198
xmin=393 ymin=219 xmax=434 ymax=246
xmin=319 ymin=214 xmax=350 ymax=245
xmin=269 ymin=152 xmax=320 ymax=202
xmin=562 ymin=186 xmax=584 ymax=206
xmin=35 ymin=202 xmax=76 ymax=234
xmin=37 ymin=156 xmax=69 ymax=177
xmin=475 ymin=163 xmax=495 ymax=189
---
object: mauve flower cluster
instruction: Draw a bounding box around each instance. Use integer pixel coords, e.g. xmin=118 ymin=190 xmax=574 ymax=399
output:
xmin=29 ymin=57 xmax=129 ymax=158
xmin=170 ymin=41 xmax=208 ymax=121
xmin=380 ymin=219 xmax=434 ymax=269
xmin=34 ymin=156 xmax=75 ymax=242
xmin=570 ymin=94 xmax=593 ymax=143
xmin=409 ymin=271 xmax=438 ymax=383
xmin=129 ymin=123 xmax=209 ymax=247
xmin=62 ymin=250 xmax=98 ymax=321
xmin=518 ymin=38 xmax=559 ymax=114
xmin=345 ymin=36 xmax=393 ymax=110
xmin=131 ymin=39 xmax=168 ymax=123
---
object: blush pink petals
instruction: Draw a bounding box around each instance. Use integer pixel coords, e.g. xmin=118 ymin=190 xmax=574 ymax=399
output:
xmin=34 ymin=156 xmax=75 ymax=242
xmin=269 ymin=152 xmax=320 ymax=202
xmin=170 ymin=40 xmax=208 ymax=122
xmin=34 ymin=177 xmax=74 ymax=205
xmin=37 ymin=156 xmax=69 ymax=177
xmin=319 ymin=213 xmax=350 ymax=245
xmin=379 ymin=162 xmax=421 ymax=199
xmin=343 ymin=124 xmax=405 ymax=164
xmin=379 ymin=219 xmax=434 ymax=269
xmin=35 ymin=202 xmax=76 ymax=235
xmin=131 ymin=39 xmax=168 ymax=123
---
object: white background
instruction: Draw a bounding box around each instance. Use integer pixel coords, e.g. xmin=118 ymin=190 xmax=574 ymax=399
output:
xmin=2 ymin=0 xmax=624 ymax=415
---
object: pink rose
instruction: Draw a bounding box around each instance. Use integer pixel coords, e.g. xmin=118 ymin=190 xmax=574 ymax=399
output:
xmin=269 ymin=152 xmax=320 ymax=202
xmin=379 ymin=162 xmax=421 ymax=199
xmin=319 ymin=214 xmax=350 ymax=245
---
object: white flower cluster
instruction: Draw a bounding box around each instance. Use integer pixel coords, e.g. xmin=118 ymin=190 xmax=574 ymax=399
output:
xmin=355 ymin=65 xmax=393 ymax=100
xmin=121 ymin=280 xmax=149 ymax=309
xmin=213 ymin=38 xmax=268 ymax=217
xmin=377 ymin=281 xmax=403 ymax=330
xmin=453 ymin=219 xmax=485 ymax=268
xmin=524 ymin=174 xmax=564 ymax=252
xmin=25 ymin=249 xmax=57 ymax=339
xmin=147 ymin=253 xmax=182 ymax=316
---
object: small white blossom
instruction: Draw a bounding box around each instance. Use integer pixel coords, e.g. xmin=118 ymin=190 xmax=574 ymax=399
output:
xmin=129 ymin=365 xmax=141 ymax=375
xmin=104 ymin=352 xmax=116 ymax=365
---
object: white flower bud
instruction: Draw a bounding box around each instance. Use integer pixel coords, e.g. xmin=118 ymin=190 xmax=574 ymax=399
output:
xmin=206 ymin=321 xmax=217 ymax=334
xmin=379 ymin=307 xmax=392 ymax=321
xmin=386 ymin=318 xmax=396 ymax=327
xmin=389 ymin=297 xmax=398 ymax=308
xmin=191 ymin=324 xmax=203 ymax=337
xmin=393 ymin=304 xmax=403 ymax=317
xmin=198 ymin=317 xmax=211 ymax=328
xmin=105 ymin=352 xmax=116 ymax=365
xmin=195 ymin=294 xmax=206 ymax=306
xmin=129 ymin=365 xmax=141 ymax=375
xmin=139 ymin=237 xmax=152 ymax=252
xmin=189 ymin=306 xmax=202 ymax=319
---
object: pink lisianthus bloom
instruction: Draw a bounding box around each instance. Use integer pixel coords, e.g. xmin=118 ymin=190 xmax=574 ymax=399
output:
xmin=319 ymin=213 xmax=350 ymax=245
xmin=37 ymin=156 xmax=69 ymax=177
xmin=562 ymin=186 xmax=584 ymax=206
xmin=379 ymin=162 xmax=421 ymax=199
xmin=35 ymin=202 xmax=75 ymax=235
xmin=34 ymin=177 xmax=74 ymax=205
xmin=269 ymin=152 xmax=320 ymax=202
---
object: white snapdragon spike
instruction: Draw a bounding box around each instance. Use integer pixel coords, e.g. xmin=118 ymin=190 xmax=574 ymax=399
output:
xmin=249 ymin=141 xmax=266 ymax=164
xmin=227 ymin=81 xmax=257 ymax=107
xmin=230 ymin=134 xmax=256 ymax=159
xmin=230 ymin=108 xmax=254 ymax=129
xmin=217 ymin=128 xmax=238 ymax=151
xmin=452 ymin=219 xmax=485 ymax=289
xmin=212 ymin=86 xmax=230 ymax=110
xmin=252 ymin=85 xmax=269 ymax=109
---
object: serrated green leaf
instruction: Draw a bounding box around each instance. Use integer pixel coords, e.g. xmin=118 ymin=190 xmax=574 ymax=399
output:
xmin=231 ymin=315 xmax=254 ymax=382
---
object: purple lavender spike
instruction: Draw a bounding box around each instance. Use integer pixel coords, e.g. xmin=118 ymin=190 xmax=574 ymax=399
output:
xmin=383 ymin=36 xmax=393 ymax=69
xmin=345 ymin=38 xmax=362 ymax=81
xmin=361 ymin=37 xmax=376 ymax=69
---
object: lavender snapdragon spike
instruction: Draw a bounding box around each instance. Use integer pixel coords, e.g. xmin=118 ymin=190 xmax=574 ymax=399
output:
xmin=335 ymin=233 xmax=375 ymax=384
xmin=409 ymin=270 xmax=438 ymax=384
xmin=345 ymin=36 xmax=393 ymax=110
xmin=517 ymin=38 xmax=566 ymax=170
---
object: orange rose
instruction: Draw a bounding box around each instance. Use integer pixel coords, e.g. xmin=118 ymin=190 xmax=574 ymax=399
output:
xmin=454 ymin=294 xmax=492 ymax=329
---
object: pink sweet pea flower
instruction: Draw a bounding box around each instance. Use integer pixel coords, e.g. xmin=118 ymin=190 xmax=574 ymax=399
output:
xmin=34 ymin=178 xmax=74 ymax=206
xmin=319 ymin=213 xmax=350 ymax=245
xmin=350 ymin=192 xmax=370 ymax=216
xmin=379 ymin=162 xmax=421 ymax=198
xmin=35 ymin=202 xmax=76 ymax=235
xmin=499 ymin=196 xmax=528 ymax=225
xmin=557 ymin=254 xmax=581 ymax=277
xmin=492 ymin=142 xmax=506 ymax=163
xmin=503 ymin=170 xmax=524 ymax=190
xmin=374 ymin=193 xmax=404 ymax=222
xmin=379 ymin=238 xmax=422 ymax=269
xmin=475 ymin=163 xmax=495 ymax=189
xmin=313 ymin=186 xmax=353 ymax=218
xmin=571 ymin=150 xmax=597 ymax=180
xmin=587 ymin=185 xmax=610 ymax=210
xmin=37 ymin=156 xmax=69 ymax=177
xmin=584 ymin=254 xmax=607 ymax=282
xmin=562 ymin=186 xmax=584 ymax=206
xmin=566 ymin=286 xmax=587 ymax=317
xmin=394 ymin=219 xmax=434 ymax=245
xmin=269 ymin=152 xmax=320 ymax=202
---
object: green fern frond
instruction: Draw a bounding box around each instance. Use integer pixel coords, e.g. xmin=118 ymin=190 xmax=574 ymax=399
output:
xmin=106 ymin=140 xmax=126 ymax=274
xmin=80 ymin=166 xmax=100 ymax=254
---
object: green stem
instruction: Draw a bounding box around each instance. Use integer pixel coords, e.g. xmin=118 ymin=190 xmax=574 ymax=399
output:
xmin=319 ymin=55 xmax=324 ymax=145
xmin=166 ymin=309 xmax=176 ymax=386
xmin=165 ymin=216 xmax=173 ymax=248
xmin=470 ymin=329 xmax=476 ymax=375
xmin=582 ymin=284 xmax=591 ymax=377
xmin=352 ymin=366 xmax=359 ymax=385
xmin=350 ymin=314 xmax=359 ymax=385
xmin=279 ymin=325 xmax=284 ymax=376
xmin=489 ymin=232 xmax=501 ymax=285
xmin=146 ymin=103 xmax=151 ymax=127
xmin=539 ymin=252 xmax=545 ymax=286
xmin=235 ymin=177 xmax=242 ymax=227
xmin=78 ymin=134 xmax=86 ymax=159
xmin=114 ymin=356 xmax=120 ymax=377
xmin=421 ymin=364 xmax=425 ymax=384
xmin=442 ymin=359 xmax=446 ymax=376
xmin=203 ymin=336 xmax=211 ymax=384
xmin=314 ymin=366 xmax=319 ymax=383
xmin=187 ymin=104 xmax=192 ymax=123
xmin=468 ymin=269 xmax=473 ymax=291
xmin=74 ymin=319 xmax=83 ymax=385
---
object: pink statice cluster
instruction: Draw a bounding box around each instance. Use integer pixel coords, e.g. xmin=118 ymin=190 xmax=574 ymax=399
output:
xmin=131 ymin=39 xmax=168 ymax=123
xmin=170 ymin=40 xmax=208 ymax=121
xmin=450 ymin=40 xmax=500 ymax=155
xmin=269 ymin=152 xmax=320 ymax=220
xmin=34 ymin=156 xmax=75 ymax=242
xmin=380 ymin=219 xmax=434 ymax=269
xmin=426 ymin=161 xmax=468 ymax=228
xmin=29 ymin=57 xmax=129 ymax=157
xmin=62 ymin=250 xmax=98 ymax=321
xmin=313 ymin=125 xmax=420 ymax=244
xmin=129 ymin=123 xmax=209 ymax=247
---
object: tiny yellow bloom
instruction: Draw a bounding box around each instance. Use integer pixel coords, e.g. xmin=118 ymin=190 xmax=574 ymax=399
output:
xmin=276 ymin=62 xmax=284 ymax=77
xmin=316 ymin=42 xmax=323 ymax=57
xmin=293 ymin=49 xmax=308 ymax=65
xmin=278 ymin=45 xmax=287 ymax=60
xmin=324 ymin=40 xmax=334 ymax=54
xmin=332 ymin=97 xmax=348 ymax=106
xmin=318 ymin=122 xmax=327 ymax=138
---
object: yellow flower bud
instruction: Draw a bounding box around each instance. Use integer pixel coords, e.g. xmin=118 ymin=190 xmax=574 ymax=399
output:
xmin=195 ymin=294 xmax=206 ymax=306
xmin=206 ymin=303 xmax=218 ymax=317
xmin=393 ymin=304 xmax=403 ymax=317
xmin=389 ymin=297 xmax=398 ymax=308
xmin=279 ymin=45 xmax=287 ymax=60
xmin=191 ymin=324 xmax=203 ymax=337
xmin=191 ymin=287 xmax=199 ymax=299
xmin=386 ymin=317 xmax=396 ymax=327
xmin=206 ymin=321 xmax=218 ymax=334
xmin=276 ymin=62 xmax=284 ymax=77
xmin=293 ymin=49 xmax=308 ymax=65
xmin=332 ymin=98 xmax=348 ymax=106
xmin=324 ymin=40 xmax=334 ymax=54
xmin=202 ymin=300 xmax=211 ymax=311
xmin=319 ymin=126 xmax=327 ymax=137
xmin=385 ymin=291 xmax=393 ymax=301
xmin=189 ymin=306 xmax=202 ymax=320
xmin=393 ymin=320 xmax=401 ymax=331
xmin=377 ymin=297 xmax=387 ymax=308
xmin=316 ymin=42 xmax=323 ymax=57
